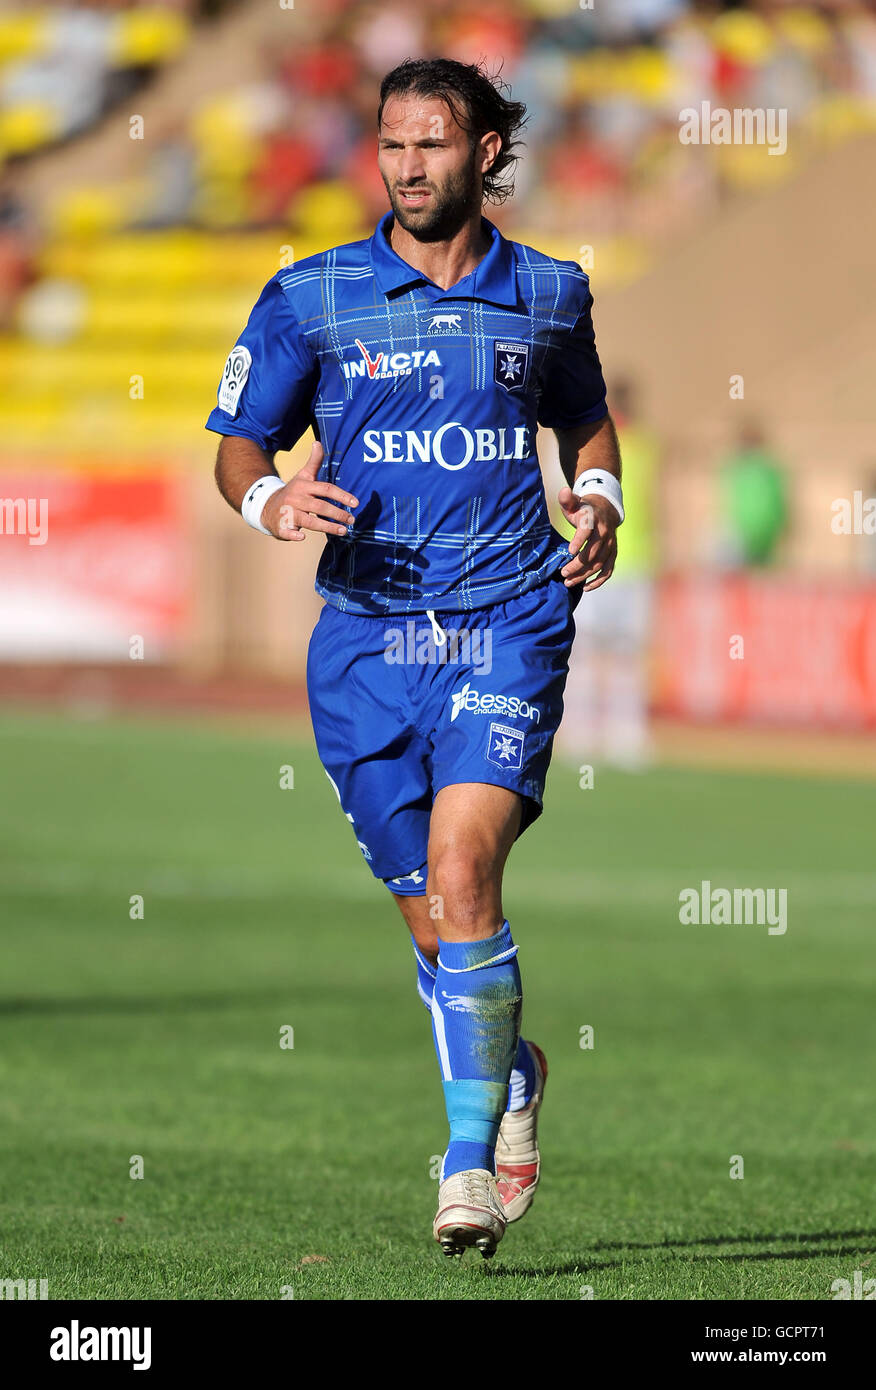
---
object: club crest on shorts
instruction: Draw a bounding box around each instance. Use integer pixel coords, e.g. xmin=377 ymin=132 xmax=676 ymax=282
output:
xmin=486 ymin=722 xmax=524 ymax=771
xmin=493 ymin=340 xmax=529 ymax=393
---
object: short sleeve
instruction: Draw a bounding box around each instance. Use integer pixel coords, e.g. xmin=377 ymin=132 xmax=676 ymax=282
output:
xmin=537 ymin=284 xmax=608 ymax=430
xmin=205 ymin=276 xmax=319 ymax=453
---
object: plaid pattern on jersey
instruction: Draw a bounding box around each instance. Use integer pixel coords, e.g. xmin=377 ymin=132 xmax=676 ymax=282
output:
xmin=206 ymin=212 xmax=607 ymax=615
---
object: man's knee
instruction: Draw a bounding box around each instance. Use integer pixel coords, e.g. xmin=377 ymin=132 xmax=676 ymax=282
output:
xmin=391 ymin=891 xmax=440 ymax=959
xmin=428 ymin=840 xmax=498 ymax=927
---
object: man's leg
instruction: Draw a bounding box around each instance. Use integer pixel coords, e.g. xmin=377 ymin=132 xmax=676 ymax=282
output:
xmin=426 ymin=782 xmax=523 ymax=1170
xmin=394 ymin=890 xmax=539 ymax=1109
xmin=396 ymin=785 xmax=525 ymax=1254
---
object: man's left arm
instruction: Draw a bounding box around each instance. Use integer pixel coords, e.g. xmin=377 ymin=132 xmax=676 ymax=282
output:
xmin=555 ymin=414 xmax=622 ymax=591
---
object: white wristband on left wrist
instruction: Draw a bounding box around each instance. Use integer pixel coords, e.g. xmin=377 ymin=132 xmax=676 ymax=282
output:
xmin=572 ymin=470 xmax=624 ymax=524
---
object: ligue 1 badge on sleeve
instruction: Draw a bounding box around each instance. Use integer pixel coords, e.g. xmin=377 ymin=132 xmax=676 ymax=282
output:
xmin=493 ymin=340 xmax=529 ymax=393
xmin=218 ymin=344 xmax=252 ymax=417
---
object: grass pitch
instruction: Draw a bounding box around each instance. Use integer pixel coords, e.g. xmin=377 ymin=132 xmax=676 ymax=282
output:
xmin=1 ymin=710 xmax=874 ymax=1300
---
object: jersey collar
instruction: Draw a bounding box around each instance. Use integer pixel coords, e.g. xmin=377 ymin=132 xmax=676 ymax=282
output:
xmin=370 ymin=210 xmax=519 ymax=307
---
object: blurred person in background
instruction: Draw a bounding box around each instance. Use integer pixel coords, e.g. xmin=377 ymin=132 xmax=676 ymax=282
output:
xmin=718 ymin=420 xmax=788 ymax=569
xmin=557 ymin=376 xmax=659 ymax=770
xmin=130 ymin=117 xmax=196 ymax=229
xmin=0 ymin=172 xmax=37 ymax=330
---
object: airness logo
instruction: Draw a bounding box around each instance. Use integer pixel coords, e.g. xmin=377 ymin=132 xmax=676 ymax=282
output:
xmin=494 ymin=340 xmax=529 ymax=393
xmin=427 ymin=313 xmax=463 ymax=334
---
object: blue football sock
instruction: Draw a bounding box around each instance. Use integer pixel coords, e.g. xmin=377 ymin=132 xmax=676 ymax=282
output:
xmin=411 ymin=937 xmax=437 ymax=1011
xmin=431 ymin=921 xmax=522 ymax=1179
xmin=508 ymin=1036 xmax=537 ymax=1113
xmin=413 ymin=935 xmax=532 ymax=1112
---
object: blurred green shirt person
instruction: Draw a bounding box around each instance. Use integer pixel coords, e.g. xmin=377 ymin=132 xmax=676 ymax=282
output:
xmin=720 ymin=427 xmax=788 ymax=568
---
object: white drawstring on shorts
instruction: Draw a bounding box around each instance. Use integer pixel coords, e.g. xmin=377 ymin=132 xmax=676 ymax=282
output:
xmin=426 ymin=609 xmax=447 ymax=647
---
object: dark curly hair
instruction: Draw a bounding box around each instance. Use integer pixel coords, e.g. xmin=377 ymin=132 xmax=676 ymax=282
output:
xmin=377 ymin=58 xmax=528 ymax=205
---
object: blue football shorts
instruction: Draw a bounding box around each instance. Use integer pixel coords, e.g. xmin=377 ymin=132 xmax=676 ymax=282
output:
xmin=306 ymin=571 xmax=580 ymax=896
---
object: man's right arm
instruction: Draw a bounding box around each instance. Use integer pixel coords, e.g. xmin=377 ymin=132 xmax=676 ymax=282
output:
xmin=214 ymin=434 xmax=277 ymax=512
xmin=214 ymin=433 xmax=358 ymax=542
xmin=207 ymin=275 xmax=357 ymax=540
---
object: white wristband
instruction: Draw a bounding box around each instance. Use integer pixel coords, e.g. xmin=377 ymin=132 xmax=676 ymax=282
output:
xmin=241 ymin=475 xmax=285 ymax=535
xmin=572 ymin=470 xmax=624 ymax=524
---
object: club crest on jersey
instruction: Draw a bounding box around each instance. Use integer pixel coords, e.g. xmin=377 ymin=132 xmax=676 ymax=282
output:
xmin=493 ymin=340 xmax=529 ymax=393
xmin=426 ymin=312 xmax=463 ymax=335
xmin=486 ymin=722 xmax=524 ymax=771
xmin=343 ymin=339 xmax=442 ymax=381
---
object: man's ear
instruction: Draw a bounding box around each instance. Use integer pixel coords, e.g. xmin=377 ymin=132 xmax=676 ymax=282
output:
xmin=480 ymin=130 xmax=502 ymax=174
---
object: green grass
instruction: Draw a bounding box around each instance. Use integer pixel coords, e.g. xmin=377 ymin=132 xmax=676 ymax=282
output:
xmin=1 ymin=711 xmax=874 ymax=1300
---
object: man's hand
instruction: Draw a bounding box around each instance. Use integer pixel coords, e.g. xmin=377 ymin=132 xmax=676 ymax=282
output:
xmin=261 ymin=440 xmax=359 ymax=542
xmin=557 ymin=486 xmax=618 ymax=590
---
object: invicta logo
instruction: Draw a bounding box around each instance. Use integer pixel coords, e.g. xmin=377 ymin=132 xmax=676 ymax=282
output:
xmin=344 ymin=340 xmax=442 ymax=380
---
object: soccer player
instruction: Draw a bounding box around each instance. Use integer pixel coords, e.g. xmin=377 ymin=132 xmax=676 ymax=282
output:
xmin=207 ymin=58 xmax=623 ymax=1259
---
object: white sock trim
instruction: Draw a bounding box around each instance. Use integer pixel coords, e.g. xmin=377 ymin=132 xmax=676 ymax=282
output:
xmin=436 ymin=945 xmax=519 ymax=973
xmin=412 ymin=942 xmax=437 ymax=979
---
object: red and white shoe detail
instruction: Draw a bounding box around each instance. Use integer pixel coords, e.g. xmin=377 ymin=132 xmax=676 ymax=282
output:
xmin=495 ymin=1041 xmax=548 ymax=1223
xmin=433 ymin=1168 xmax=507 ymax=1259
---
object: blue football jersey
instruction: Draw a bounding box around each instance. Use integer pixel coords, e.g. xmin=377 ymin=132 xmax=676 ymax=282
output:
xmin=206 ymin=211 xmax=607 ymax=615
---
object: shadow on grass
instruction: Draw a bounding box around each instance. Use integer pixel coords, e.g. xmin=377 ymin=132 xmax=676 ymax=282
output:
xmin=588 ymin=1228 xmax=876 ymax=1253
xmin=487 ymin=1231 xmax=876 ymax=1278
xmin=0 ymin=990 xmax=294 ymax=1018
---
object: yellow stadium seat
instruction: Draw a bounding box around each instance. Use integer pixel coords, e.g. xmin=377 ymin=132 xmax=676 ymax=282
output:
xmin=569 ymin=52 xmax=616 ymax=102
xmin=191 ymin=97 xmax=258 ymax=177
xmin=624 ymin=49 xmax=672 ymax=104
xmin=0 ymin=14 xmax=48 ymax=66
xmin=710 ymin=10 xmax=775 ymax=65
xmin=41 ymin=232 xmax=294 ymax=292
xmin=291 ymin=182 xmax=367 ymax=242
xmin=714 ymin=140 xmax=798 ymax=189
xmin=191 ymin=182 xmax=252 ymax=231
xmin=109 ymin=9 xmax=189 ymax=67
xmin=777 ymin=9 xmax=833 ymax=56
xmin=807 ymin=94 xmax=876 ymax=144
xmin=51 ymin=188 xmax=130 ymax=240
xmin=0 ymin=102 xmax=56 ymax=156
xmin=510 ymin=231 xmax=650 ymax=290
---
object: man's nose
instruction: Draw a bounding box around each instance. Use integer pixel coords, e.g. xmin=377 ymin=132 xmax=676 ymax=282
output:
xmin=398 ymin=147 xmax=426 ymax=182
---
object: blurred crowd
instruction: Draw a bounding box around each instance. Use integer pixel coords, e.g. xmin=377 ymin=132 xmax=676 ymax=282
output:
xmin=0 ymin=0 xmax=874 ymax=321
xmin=1 ymin=1 xmax=875 ymax=246
xmin=123 ymin=0 xmax=876 ymax=239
